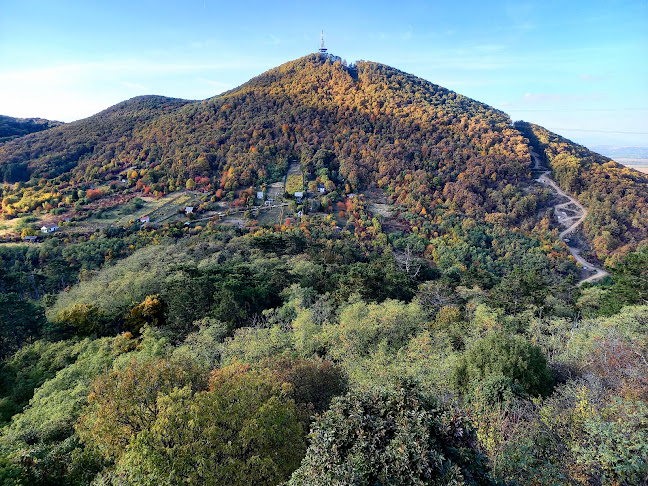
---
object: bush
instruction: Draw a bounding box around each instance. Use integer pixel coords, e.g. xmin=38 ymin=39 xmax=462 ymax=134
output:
xmin=289 ymin=385 xmax=493 ymax=485
xmin=452 ymin=331 xmax=553 ymax=402
xmin=105 ymin=364 xmax=305 ymax=486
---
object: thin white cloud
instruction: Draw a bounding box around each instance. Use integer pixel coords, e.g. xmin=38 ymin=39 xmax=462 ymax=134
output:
xmin=119 ymin=81 xmax=147 ymax=90
xmin=522 ymin=92 xmax=606 ymax=103
xmin=473 ymin=44 xmax=507 ymax=53
xmin=580 ymin=73 xmax=609 ymax=82
xmin=265 ymin=35 xmax=282 ymax=46
xmin=0 ymin=58 xmax=276 ymax=82
xmin=199 ymin=78 xmax=234 ymax=90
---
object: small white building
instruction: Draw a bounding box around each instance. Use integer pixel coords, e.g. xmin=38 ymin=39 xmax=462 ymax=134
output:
xmin=185 ymin=206 xmax=194 ymax=214
xmin=40 ymin=224 xmax=59 ymax=234
xmin=256 ymin=191 xmax=264 ymax=200
xmin=139 ymin=216 xmax=150 ymax=223
xmin=294 ymin=191 xmax=304 ymax=201
xmin=317 ymin=184 xmax=326 ymax=193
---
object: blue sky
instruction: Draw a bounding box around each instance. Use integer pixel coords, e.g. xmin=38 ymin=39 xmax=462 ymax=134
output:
xmin=1 ymin=0 xmax=646 ymax=148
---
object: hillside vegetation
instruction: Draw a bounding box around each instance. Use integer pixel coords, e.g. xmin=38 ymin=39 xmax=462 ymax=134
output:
xmin=1 ymin=54 xmax=648 ymax=485
xmin=517 ymin=121 xmax=648 ymax=261
xmin=0 ymin=115 xmax=63 ymax=144
xmin=1 ymin=55 xmax=534 ymax=221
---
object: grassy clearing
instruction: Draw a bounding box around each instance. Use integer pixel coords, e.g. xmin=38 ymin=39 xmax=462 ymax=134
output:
xmin=256 ymin=207 xmax=281 ymax=225
xmin=86 ymin=197 xmax=162 ymax=225
xmin=285 ymin=174 xmax=303 ymax=195
xmin=143 ymin=193 xmax=195 ymax=224
xmin=0 ymin=218 xmax=19 ymax=237
xmin=84 ymin=191 xmax=203 ymax=228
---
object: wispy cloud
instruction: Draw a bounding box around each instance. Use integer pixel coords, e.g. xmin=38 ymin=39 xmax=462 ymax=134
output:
xmin=401 ymin=25 xmax=414 ymax=41
xmin=199 ymin=78 xmax=234 ymax=91
xmin=119 ymin=81 xmax=147 ymax=90
xmin=522 ymin=92 xmax=605 ymax=103
xmin=580 ymin=73 xmax=609 ymax=82
xmin=505 ymin=2 xmax=536 ymax=32
xmin=0 ymin=56 xmax=279 ymax=122
xmin=264 ymin=35 xmax=282 ymax=46
xmin=473 ymin=44 xmax=507 ymax=53
xmin=0 ymin=58 xmax=276 ymax=82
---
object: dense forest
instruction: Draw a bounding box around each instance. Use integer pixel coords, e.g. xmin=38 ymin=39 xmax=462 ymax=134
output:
xmin=0 ymin=116 xmax=63 ymax=144
xmin=0 ymin=54 xmax=647 ymax=485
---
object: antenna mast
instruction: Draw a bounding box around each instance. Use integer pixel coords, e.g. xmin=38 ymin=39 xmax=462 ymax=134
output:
xmin=319 ymin=31 xmax=327 ymax=54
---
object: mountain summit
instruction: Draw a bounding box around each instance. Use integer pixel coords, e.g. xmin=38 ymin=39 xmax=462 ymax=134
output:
xmin=1 ymin=54 xmax=647 ymax=258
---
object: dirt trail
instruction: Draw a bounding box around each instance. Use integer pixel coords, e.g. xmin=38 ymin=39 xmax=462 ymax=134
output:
xmin=531 ymin=151 xmax=609 ymax=286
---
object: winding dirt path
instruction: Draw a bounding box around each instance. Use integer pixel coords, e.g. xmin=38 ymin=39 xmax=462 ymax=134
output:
xmin=531 ymin=151 xmax=609 ymax=286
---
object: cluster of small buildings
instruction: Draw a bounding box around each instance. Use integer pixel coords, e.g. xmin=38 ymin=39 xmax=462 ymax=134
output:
xmin=40 ymin=224 xmax=59 ymax=233
xmin=22 ymin=223 xmax=60 ymax=243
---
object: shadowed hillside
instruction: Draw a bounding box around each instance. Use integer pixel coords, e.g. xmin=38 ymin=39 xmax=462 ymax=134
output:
xmin=0 ymin=115 xmax=63 ymax=144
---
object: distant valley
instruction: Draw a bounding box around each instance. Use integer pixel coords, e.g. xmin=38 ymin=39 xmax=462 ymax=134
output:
xmin=592 ymin=145 xmax=648 ymax=172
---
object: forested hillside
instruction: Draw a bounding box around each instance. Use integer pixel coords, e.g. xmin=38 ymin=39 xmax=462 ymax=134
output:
xmin=1 ymin=55 xmax=534 ymax=221
xmin=0 ymin=97 xmax=189 ymax=184
xmin=517 ymin=121 xmax=648 ymax=261
xmin=0 ymin=115 xmax=63 ymax=144
xmin=1 ymin=54 xmax=648 ymax=485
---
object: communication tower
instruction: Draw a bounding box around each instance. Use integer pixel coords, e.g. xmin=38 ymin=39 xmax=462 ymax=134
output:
xmin=319 ymin=31 xmax=327 ymax=54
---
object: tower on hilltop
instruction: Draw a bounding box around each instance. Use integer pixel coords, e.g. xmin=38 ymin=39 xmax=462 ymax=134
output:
xmin=319 ymin=31 xmax=327 ymax=54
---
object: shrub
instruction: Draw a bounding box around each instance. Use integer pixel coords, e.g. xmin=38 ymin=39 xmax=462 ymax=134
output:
xmin=452 ymin=331 xmax=553 ymax=402
xmin=289 ymin=385 xmax=493 ymax=485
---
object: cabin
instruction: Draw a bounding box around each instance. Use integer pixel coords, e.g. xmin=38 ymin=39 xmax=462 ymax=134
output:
xmin=317 ymin=184 xmax=326 ymax=193
xmin=22 ymin=235 xmax=40 ymax=243
xmin=185 ymin=206 xmax=194 ymax=214
xmin=139 ymin=216 xmax=150 ymax=223
xmin=40 ymin=224 xmax=59 ymax=234
xmin=294 ymin=191 xmax=304 ymax=202
xmin=256 ymin=191 xmax=264 ymax=200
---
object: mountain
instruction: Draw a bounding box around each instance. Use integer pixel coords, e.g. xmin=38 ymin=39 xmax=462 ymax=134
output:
xmin=1 ymin=53 xmax=647 ymax=259
xmin=0 ymin=96 xmax=189 ymax=183
xmin=0 ymin=55 xmax=529 ymax=202
xmin=592 ymin=145 xmax=648 ymax=160
xmin=0 ymin=115 xmax=63 ymax=143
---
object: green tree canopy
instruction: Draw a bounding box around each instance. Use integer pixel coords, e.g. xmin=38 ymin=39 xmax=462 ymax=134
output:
xmin=452 ymin=331 xmax=553 ymax=402
xmin=102 ymin=363 xmax=305 ymax=486
xmin=289 ymin=385 xmax=493 ymax=486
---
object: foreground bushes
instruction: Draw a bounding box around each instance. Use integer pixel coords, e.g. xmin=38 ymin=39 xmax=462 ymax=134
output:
xmin=290 ymin=385 xmax=493 ymax=485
